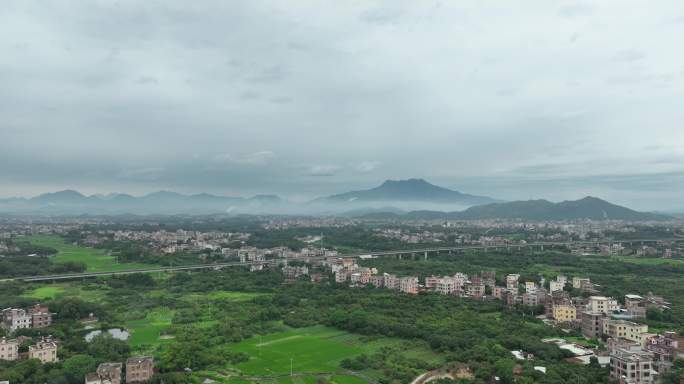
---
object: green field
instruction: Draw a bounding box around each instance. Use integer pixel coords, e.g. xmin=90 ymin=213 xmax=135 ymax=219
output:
xmin=201 ymin=326 xmax=442 ymax=383
xmin=22 ymin=283 xmax=110 ymax=302
xmin=27 ymin=235 xmax=155 ymax=272
xmin=126 ymin=308 xmax=175 ymax=352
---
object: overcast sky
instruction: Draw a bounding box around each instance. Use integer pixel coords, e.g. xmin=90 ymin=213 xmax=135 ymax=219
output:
xmin=2 ymin=1 xmax=684 ymax=210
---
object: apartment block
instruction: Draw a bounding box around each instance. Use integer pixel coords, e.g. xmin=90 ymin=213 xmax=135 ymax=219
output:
xmin=29 ymin=337 xmax=58 ymax=363
xmin=0 ymin=338 xmax=19 ymax=361
xmin=588 ymin=296 xmax=619 ymax=315
xmin=609 ymin=345 xmax=656 ymax=384
xmin=126 ymin=356 xmax=155 ymax=383
xmin=552 ymin=304 xmax=577 ymax=323
xmin=581 ymin=311 xmax=605 ymax=339
xmin=603 ymin=320 xmax=649 ymax=344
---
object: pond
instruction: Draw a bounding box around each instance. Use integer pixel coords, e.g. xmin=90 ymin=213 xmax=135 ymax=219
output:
xmin=85 ymin=328 xmax=130 ymax=342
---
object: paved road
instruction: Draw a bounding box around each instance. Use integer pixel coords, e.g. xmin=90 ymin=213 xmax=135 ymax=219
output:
xmin=2 ymin=238 xmax=682 ymax=282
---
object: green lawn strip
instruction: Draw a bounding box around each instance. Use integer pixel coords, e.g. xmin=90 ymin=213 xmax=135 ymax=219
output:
xmin=26 ymin=235 xmax=156 ymax=272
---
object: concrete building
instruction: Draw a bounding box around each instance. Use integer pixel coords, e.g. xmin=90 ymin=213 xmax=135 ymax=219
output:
xmin=435 ymin=278 xmax=457 ymax=295
xmin=0 ymin=338 xmax=19 ymax=361
xmin=126 ymin=356 xmax=154 ymax=383
xmin=398 ymin=277 xmax=419 ymax=294
xmin=573 ymin=277 xmax=591 ymax=290
xmin=644 ymin=332 xmax=684 ymax=374
xmin=384 ymin=274 xmax=399 ymax=290
xmin=27 ymin=304 xmax=52 ymax=328
xmin=525 ymin=281 xmax=537 ymax=293
xmin=506 ymin=274 xmax=520 ymax=291
xmin=29 ymin=337 xmax=58 ymax=363
xmin=465 ymin=282 xmax=485 ymax=299
xmin=609 ymin=345 xmax=656 ymax=384
xmin=1 ymin=308 xmax=31 ymax=332
xmin=369 ymin=275 xmax=384 ymax=288
xmin=549 ymin=280 xmax=564 ymax=293
xmin=85 ymin=362 xmax=123 ymax=384
xmin=624 ymin=295 xmax=647 ymax=319
xmin=603 ymin=320 xmax=649 ymax=344
xmin=588 ymin=296 xmax=620 ymax=315
xmin=552 ymin=305 xmax=577 ymax=323
xmin=581 ymin=311 xmax=605 ymax=339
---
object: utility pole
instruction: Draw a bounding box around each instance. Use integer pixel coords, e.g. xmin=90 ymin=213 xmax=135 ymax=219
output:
xmin=290 ymin=357 xmax=293 ymax=376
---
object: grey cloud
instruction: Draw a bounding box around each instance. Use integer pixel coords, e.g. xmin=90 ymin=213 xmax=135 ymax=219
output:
xmin=612 ymin=49 xmax=645 ymax=62
xmin=306 ymin=165 xmax=343 ymax=177
xmin=0 ymin=0 xmax=683 ymax=211
xmin=557 ymin=3 xmax=593 ymax=18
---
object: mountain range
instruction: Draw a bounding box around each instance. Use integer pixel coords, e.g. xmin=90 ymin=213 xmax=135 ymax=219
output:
xmin=359 ymin=196 xmax=670 ymax=221
xmin=0 ymin=179 xmax=672 ymax=220
xmin=318 ymin=178 xmax=497 ymax=206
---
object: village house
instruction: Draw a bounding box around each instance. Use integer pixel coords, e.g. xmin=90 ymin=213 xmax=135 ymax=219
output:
xmin=399 ymin=276 xmax=419 ymax=294
xmin=609 ymin=345 xmax=656 ymax=384
xmin=552 ymin=304 xmax=577 ymax=323
xmin=506 ymin=274 xmax=520 ymax=290
xmin=644 ymin=332 xmax=684 ymax=374
xmin=581 ymin=311 xmax=605 ymax=339
xmin=28 ymin=337 xmax=58 ymax=363
xmin=126 ymin=356 xmax=155 ymax=383
xmin=27 ymin=304 xmax=52 ymax=328
xmin=587 ymin=296 xmax=620 ymax=315
xmin=602 ymin=319 xmax=649 ymax=344
xmin=281 ymin=265 xmax=308 ymax=280
xmin=1 ymin=308 xmax=31 ymax=332
xmin=624 ymin=294 xmax=648 ymax=319
xmin=85 ymin=362 xmax=123 ymax=384
xmin=0 ymin=338 xmax=19 ymax=361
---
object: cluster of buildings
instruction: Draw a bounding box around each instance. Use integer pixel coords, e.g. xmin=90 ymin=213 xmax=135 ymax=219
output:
xmin=1 ymin=304 xmax=53 ymax=332
xmin=85 ymin=356 xmax=154 ymax=384
xmin=373 ymin=228 xmax=452 ymax=244
xmin=0 ymin=336 xmax=59 ymax=364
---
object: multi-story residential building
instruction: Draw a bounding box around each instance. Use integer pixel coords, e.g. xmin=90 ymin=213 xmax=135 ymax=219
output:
xmin=435 ymin=277 xmax=458 ymax=295
xmin=603 ymin=320 xmax=649 ymax=344
xmin=493 ymin=286 xmax=506 ymax=300
xmin=369 ymin=275 xmax=384 ymax=288
xmin=552 ymin=304 xmax=577 ymax=323
xmin=465 ymin=282 xmax=485 ymax=299
xmin=624 ymin=295 xmax=648 ymax=319
xmin=28 ymin=304 xmax=52 ymax=328
xmin=609 ymin=345 xmax=656 ymax=384
xmin=573 ymin=277 xmax=591 ymax=289
xmin=549 ymin=280 xmax=564 ymax=293
xmin=525 ymin=282 xmax=537 ymax=293
xmin=334 ymin=271 xmax=348 ymax=283
xmin=506 ymin=274 xmax=520 ymax=291
xmin=384 ymin=274 xmax=399 ymax=290
xmin=1 ymin=308 xmax=32 ymax=332
xmin=282 ymin=265 xmax=309 ymax=280
xmin=398 ymin=277 xmax=419 ymax=294
xmin=644 ymin=332 xmax=684 ymax=374
xmin=581 ymin=311 xmax=605 ymax=339
xmin=29 ymin=337 xmax=58 ymax=363
xmin=588 ymin=296 xmax=620 ymax=315
xmin=522 ymin=292 xmax=539 ymax=307
xmin=126 ymin=356 xmax=154 ymax=383
xmin=85 ymin=362 xmax=123 ymax=384
xmin=0 ymin=338 xmax=19 ymax=361
xmin=556 ymin=275 xmax=568 ymax=286
xmin=424 ymin=276 xmax=440 ymax=290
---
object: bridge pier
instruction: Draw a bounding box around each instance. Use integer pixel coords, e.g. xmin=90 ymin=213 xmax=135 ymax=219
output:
xmin=424 ymin=251 xmax=428 ymax=260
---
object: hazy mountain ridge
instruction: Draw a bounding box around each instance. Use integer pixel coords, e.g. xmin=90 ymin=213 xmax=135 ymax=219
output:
xmin=0 ymin=190 xmax=283 ymax=215
xmin=318 ymin=178 xmax=498 ymax=205
xmin=0 ymin=182 xmax=671 ymax=220
xmin=359 ymin=196 xmax=670 ymax=221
